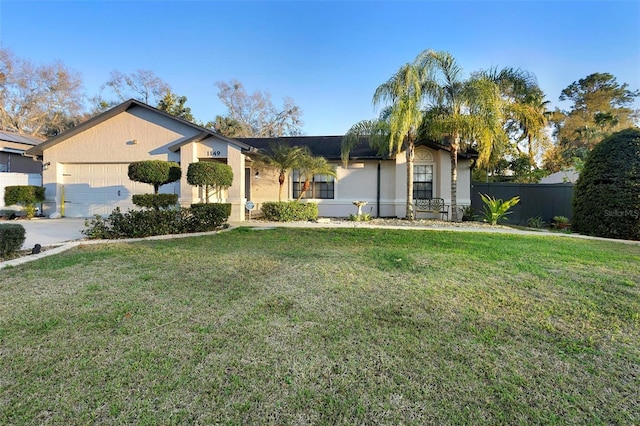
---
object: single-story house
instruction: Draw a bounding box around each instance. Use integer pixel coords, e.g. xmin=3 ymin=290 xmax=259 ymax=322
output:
xmin=539 ymin=168 xmax=579 ymax=184
xmin=1 ymin=130 xmax=43 ymax=174
xmin=27 ymin=99 xmax=476 ymax=220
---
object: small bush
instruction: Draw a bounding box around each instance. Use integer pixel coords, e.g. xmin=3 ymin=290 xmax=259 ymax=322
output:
xmin=132 ymin=194 xmax=179 ymax=210
xmin=261 ymin=201 xmax=318 ymax=222
xmin=349 ymin=213 xmax=372 ymax=222
xmin=4 ymin=186 xmax=45 ymax=219
xmin=0 ymin=224 xmax=26 ymax=256
xmin=526 ymin=216 xmax=545 ymax=228
xmin=460 ymin=205 xmax=475 ymax=221
xmin=480 ymin=194 xmax=520 ymax=225
xmin=190 ymin=203 xmax=232 ymax=231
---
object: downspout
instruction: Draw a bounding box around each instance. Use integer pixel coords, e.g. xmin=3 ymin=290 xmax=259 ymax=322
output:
xmin=377 ymin=160 xmax=381 ymax=218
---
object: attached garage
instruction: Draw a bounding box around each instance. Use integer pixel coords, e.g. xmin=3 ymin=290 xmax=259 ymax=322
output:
xmin=61 ymin=163 xmax=179 ymax=217
xmin=61 ymin=163 xmax=165 ymax=217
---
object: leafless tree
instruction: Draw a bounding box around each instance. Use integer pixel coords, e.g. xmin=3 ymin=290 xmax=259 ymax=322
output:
xmin=104 ymin=69 xmax=170 ymax=104
xmin=0 ymin=48 xmax=85 ymax=137
xmin=215 ymin=79 xmax=303 ymax=137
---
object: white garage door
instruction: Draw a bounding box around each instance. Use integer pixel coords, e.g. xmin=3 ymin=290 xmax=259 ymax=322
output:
xmin=62 ymin=163 xmax=178 ymax=217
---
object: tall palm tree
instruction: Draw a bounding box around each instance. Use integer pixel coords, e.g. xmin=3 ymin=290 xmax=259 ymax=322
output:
xmin=481 ymin=67 xmax=551 ymax=165
xmin=249 ymin=142 xmax=305 ymax=201
xmin=417 ymin=50 xmax=505 ymax=221
xmin=295 ymin=152 xmax=337 ymax=201
xmin=342 ymin=63 xmax=426 ymax=219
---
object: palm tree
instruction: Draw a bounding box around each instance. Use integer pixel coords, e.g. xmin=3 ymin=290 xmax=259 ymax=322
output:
xmin=342 ymin=62 xmax=426 ymax=219
xmin=416 ymin=50 xmax=505 ymax=221
xmin=295 ymin=152 xmax=337 ymax=201
xmin=481 ymin=67 xmax=551 ymax=166
xmin=249 ymin=142 xmax=305 ymax=201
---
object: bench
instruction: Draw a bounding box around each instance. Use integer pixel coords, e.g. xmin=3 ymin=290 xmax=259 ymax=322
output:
xmin=413 ymin=198 xmax=449 ymax=221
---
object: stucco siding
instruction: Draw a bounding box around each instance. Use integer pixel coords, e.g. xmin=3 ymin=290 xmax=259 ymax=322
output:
xmin=40 ymin=106 xmax=201 ymax=216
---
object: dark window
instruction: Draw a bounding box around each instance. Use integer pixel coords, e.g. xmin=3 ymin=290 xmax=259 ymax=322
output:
xmin=413 ymin=165 xmax=433 ymax=199
xmin=292 ymin=170 xmax=335 ymax=199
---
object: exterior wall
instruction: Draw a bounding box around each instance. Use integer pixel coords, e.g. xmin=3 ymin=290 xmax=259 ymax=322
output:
xmin=226 ymin=146 xmax=245 ymax=221
xmin=1 ymin=172 xmax=42 ymax=210
xmin=1 ymin=140 xmax=42 ymax=174
xmin=242 ymin=149 xmax=473 ymax=220
xmin=250 ymin=167 xmax=283 ymax=206
xmin=41 ymin=106 xmax=200 ymax=215
xmin=179 ymin=142 xmax=199 ymax=207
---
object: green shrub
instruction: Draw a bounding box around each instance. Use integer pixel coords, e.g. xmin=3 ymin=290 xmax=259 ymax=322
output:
xmin=480 ymin=194 xmax=520 ymax=225
xmin=83 ymin=204 xmax=231 ymax=239
xmin=526 ymin=216 xmax=545 ymax=228
xmin=132 ymin=194 xmax=179 ymax=210
xmin=349 ymin=213 xmax=372 ymax=221
xmin=460 ymin=205 xmax=475 ymax=221
xmin=572 ymin=128 xmax=640 ymax=240
xmin=128 ymin=160 xmax=181 ymax=194
xmin=552 ymin=215 xmax=570 ymax=224
xmin=0 ymin=224 xmax=26 ymax=256
xmin=190 ymin=203 xmax=232 ymax=231
xmin=4 ymin=186 xmax=45 ymax=219
xmin=261 ymin=201 xmax=318 ymax=222
xmin=187 ymin=162 xmax=233 ymax=203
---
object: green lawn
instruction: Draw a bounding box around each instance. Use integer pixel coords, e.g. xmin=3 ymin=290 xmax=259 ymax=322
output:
xmin=1 ymin=228 xmax=639 ymax=424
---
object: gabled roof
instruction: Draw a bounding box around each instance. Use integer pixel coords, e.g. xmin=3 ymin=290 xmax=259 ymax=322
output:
xmin=237 ymin=136 xmax=380 ymax=160
xmin=26 ymin=99 xmax=252 ymax=156
xmin=0 ymin=130 xmax=44 ymax=146
xmin=237 ymin=136 xmax=479 ymax=160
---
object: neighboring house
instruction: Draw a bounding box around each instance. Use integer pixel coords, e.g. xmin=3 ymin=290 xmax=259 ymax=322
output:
xmin=0 ymin=130 xmax=43 ymax=174
xmin=539 ymin=168 xmax=579 ymax=184
xmin=27 ymin=99 xmax=476 ymax=220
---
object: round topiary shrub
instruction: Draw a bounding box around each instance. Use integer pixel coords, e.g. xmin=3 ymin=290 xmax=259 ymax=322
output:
xmin=572 ymin=128 xmax=640 ymax=240
xmin=128 ymin=160 xmax=181 ymax=194
xmin=186 ymin=162 xmax=233 ymax=203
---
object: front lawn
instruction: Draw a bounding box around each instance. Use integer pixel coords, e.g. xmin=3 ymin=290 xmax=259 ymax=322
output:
xmin=1 ymin=228 xmax=638 ymax=424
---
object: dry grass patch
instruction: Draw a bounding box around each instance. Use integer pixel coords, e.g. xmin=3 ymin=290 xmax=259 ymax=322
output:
xmin=1 ymin=228 xmax=639 ymax=424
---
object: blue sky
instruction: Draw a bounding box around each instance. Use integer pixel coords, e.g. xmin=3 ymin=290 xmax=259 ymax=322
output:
xmin=1 ymin=0 xmax=639 ymax=135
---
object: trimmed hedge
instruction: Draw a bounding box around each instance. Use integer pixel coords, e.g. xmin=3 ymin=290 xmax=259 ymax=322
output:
xmin=190 ymin=203 xmax=232 ymax=230
xmin=4 ymin=186 xmax=45 ymax=219
xmin=572 ymin=128 xmax=640 ymax=240
xmin=0 ymin=224 xmax=26 ymax=256
xmin=128 ymin=160 xmax=181 ymax=194
xmin=83 ymin=204 xmax=232 ymax=239
xmin=132 ymin=194 xmax=179 ymax=210
xmin=261 ymin=201 xmax=318 ymax=222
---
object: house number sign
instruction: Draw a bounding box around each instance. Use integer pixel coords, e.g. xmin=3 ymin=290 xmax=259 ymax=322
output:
xmin=206 ymin=150 xmax=222 ymax=157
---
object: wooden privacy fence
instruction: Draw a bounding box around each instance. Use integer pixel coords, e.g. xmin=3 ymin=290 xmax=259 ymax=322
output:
xmin=471 ymin=182 xmax=575 ymax=225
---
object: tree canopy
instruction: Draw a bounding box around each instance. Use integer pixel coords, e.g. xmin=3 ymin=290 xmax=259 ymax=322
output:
xmin=157 ymin=91 xmax=195 ymax=122
xmin=249 ymin=143 xmax=305 ymax=201
xmin=544 ymin=73 xmax=639 ymax=172
xmin=0 ymin=48 xmax=86 ymax=137
xmin=214 ymin=79 xmax=303 ymax=137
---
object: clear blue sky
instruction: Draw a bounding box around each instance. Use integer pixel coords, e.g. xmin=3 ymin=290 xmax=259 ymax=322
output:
xmin=1 ymin=1 xmax=639 ymax=135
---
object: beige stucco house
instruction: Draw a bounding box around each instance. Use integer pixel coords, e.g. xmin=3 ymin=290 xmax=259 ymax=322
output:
xmin=27 ymin=99 xmax=476 ymax=220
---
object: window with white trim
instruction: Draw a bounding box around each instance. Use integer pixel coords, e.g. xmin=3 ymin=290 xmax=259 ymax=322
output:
xmin=413 ymin=165 xmax=433 ymax=199
xmin=292 ymin=170 xmax=335 ymax=199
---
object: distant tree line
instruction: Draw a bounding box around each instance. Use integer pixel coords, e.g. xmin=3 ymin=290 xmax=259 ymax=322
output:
xmin=0 ymin=47 xmax=637 ymax=183
xmin=0 ymin=48 xmax=304 ymax=139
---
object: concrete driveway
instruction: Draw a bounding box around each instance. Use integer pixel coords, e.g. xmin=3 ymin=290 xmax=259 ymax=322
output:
xmin=1 ymin=218 xmax=87 ymax=250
